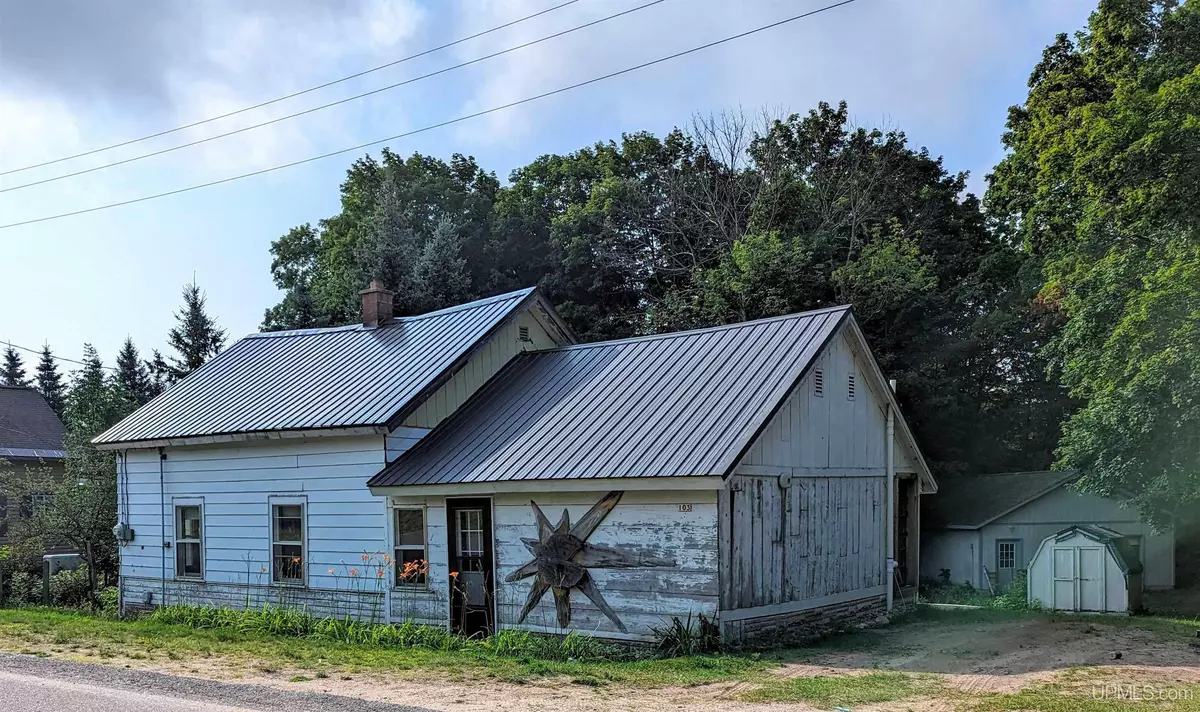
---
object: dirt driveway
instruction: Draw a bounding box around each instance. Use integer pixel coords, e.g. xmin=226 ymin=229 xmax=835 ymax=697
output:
xmin=152 ymin=610 xmax=1200 ymax=711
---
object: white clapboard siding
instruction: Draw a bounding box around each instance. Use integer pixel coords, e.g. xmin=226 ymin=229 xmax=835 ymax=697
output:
xmin=402 ymin=310 xmax=562 ymax=429
xmin=119 ymin=434 xmax=428 ymax=611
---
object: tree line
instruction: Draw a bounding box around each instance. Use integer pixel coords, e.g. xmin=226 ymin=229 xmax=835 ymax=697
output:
xmin=263 ymin=0 xmax=1197 ymax=529
xmin=0 ymin=282 xmax=226 ymax=587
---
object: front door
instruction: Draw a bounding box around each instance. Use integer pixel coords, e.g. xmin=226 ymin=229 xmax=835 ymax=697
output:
xmin=447 ymin=498 xmax=494 ymax=637
xmin=996 ymin=539 xmax=1022 ymax=589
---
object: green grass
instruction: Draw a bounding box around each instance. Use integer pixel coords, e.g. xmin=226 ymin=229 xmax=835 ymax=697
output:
xmin=741 ymin=671 xmax=929 ymax=705
xmin=967 ymin=682 xmax=1200 ymax=712
xmin=0 ymin=607 xmax=767 ymax=688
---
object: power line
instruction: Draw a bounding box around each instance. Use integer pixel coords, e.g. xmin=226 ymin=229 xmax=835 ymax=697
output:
xmin=0 ymin=0 xmax=584 ymax=177
xmin=2 ymin=341 xmax=117 ymax=371
xmin=0 ymin=0 xmax=669 ymax=193
xmin=0 ymin=0 xmax=860 ymax=230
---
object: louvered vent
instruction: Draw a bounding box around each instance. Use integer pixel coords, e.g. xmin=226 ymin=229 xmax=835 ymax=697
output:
xmin=518 ymin=325 xmax=531 ymax=342
xmin=813 ymin=367 xmax=824 ymax=397
xmin=847 ymin=372 xmax=856 ymax=400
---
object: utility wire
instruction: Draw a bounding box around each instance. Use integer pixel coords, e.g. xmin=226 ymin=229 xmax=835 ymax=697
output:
xmin=0 ymin=0 xmax=669 ymax=193
xmin=2 ymin=340 xmax=117 ymax=370
xmin=0 ymin=0 xmax=860 ymax=230
xmin=0 ymin=0 xmax=584 ymax=177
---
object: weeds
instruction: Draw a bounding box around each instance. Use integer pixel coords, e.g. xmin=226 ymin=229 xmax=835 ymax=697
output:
xmin=649 ymin=613 xmax=720 ymax=656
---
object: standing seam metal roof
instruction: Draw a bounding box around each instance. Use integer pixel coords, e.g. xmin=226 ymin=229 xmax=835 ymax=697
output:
xmin=94 ymin=288 xmax=537 ymax=445
xmin=368 ymin=305 xmax=850 ymax=487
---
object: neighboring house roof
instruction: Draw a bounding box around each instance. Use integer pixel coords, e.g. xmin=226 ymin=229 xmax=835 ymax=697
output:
xmin=370 ymin=306 xmax=853 ymax=488
xmin=924 ymin=470 xmax=1078 ymax=529
xmin=95 ymin=288 xmax=558 ymax=448
xmin=0 ymin=386 xmax=66 ymax=460
xmin=1047 ymin=524 xmax=1144 ymax=575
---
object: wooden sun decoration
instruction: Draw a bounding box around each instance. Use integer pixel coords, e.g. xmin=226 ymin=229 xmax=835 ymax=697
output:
xmin=505 ymin=491 xmax=675 ymax=633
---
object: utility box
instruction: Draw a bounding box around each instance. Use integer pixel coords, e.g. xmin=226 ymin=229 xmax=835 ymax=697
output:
xmin=43 ymin=553 xmax=83 ymax=575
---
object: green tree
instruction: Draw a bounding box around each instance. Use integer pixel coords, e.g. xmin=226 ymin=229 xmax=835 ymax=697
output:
xmin=986 ymin=0 xmax=1200 ymax=526
xmin=2 ymin=345 xmax=28 ymax=387
xmin=162 ymin=281 xmax=226 ymax=382
xmin=34 ymin=345 xmax=66 ymax=417
xmin=114 ymin=337 xmax=153 ymax=407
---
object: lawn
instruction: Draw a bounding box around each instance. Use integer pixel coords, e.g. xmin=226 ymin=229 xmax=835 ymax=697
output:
xmin=1 ymin=605 xmax=1199 ymax=711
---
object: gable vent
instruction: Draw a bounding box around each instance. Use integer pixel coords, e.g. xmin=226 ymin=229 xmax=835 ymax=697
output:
xmin=813 ymin=367 xmax=824 ymax=397
xmin=847 ymin=372 xmax=856 ymax=401
xmin=518 ymin=325 xmax=531 ymax=342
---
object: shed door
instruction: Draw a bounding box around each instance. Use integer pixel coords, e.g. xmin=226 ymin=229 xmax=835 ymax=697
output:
xmin=1078 ymin=547 xmax=1106 ymax=611
xmin=996 ymin=539 xmax=1022 ymax=589
xmin=1051 ymin=547 xmax=1077 ymax=610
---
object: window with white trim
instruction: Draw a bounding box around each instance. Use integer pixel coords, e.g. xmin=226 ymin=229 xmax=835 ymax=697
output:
xmin=997 ymin=540 xmax=1016 ymax=570
xmin=174 ymin=503 xmax=203 ymax=579
xmin=271 ymin=502 xmax=305 ymax=583
xmin=394 ymin=507 xmax=427 ymax=586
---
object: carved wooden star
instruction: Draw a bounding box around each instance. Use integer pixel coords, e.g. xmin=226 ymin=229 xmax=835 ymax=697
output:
xmin=505 ymin=491 xmax=675 ymax=633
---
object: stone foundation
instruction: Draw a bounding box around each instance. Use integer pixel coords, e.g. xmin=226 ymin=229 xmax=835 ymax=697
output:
xmin=721 ymin=594 xmax=889 ymax=649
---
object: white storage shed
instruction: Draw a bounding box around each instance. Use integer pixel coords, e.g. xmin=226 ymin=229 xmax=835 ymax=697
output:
xmin=1027 ymin=525 xmax=1143 ymax=613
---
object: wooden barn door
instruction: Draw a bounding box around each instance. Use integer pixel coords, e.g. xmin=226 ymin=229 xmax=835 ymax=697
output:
xmin=447 ymin=498 xmax=495 ymax=637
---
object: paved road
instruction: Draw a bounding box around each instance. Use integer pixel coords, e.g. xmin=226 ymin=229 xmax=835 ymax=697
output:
xmin=0 ymin=654 xmax=434 ymax=712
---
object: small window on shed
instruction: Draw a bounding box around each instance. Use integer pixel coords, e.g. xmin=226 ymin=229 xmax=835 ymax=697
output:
xmin=813 ymin=367 xmax=824 ymax=397
xmin=847 ymin=372 xmax=856 ymax=401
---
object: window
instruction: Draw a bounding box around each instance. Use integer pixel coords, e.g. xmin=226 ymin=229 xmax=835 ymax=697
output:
xmin=29 ymin=493 xmax=52 ymax=517
xmin=813 ymin=367 xmax=824 ymax=397
xmin=394 ymin=507 xmax=427 ymax=586
xmin=997 ymin=540 xmax=1017 ymax=570
xmin=174 ymin=504 xmax=203 ymax=579
xmin=847 ymin=372 xmax=856 ymax=400
xmin=271 ymin=503 xmax=305 ymax=584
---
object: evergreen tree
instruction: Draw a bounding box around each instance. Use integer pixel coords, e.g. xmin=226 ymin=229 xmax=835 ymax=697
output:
xmin=145 ymin=349 xmax=171 ymax=398
xmin=410 ymin=217 xmax=472 ymax=313
xmin=63 ymin=344 xmax=121 ymax=436
xmin=2 ymin=345 xmax=28 ymax=387
xmin=114 ymin=337 xmax=153 ymax=408
xmin=34 ymin=345 xmax=66 ymax=417
xmin=164 ymin=281 xmax=226 ymax=381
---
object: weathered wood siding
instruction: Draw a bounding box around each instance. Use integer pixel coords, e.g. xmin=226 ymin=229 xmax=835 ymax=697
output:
xmin=740 ymin=330 xmax=914 ymax=472
xmin=722 ymin=474 xmax=885 ymax=610
xmin=402 ymin=310 xmax=562 ymax=429
xmin=723 ymin=327 xmax=893 ymax=619
xmin=388 ymin=490 xmax=718 ymax=641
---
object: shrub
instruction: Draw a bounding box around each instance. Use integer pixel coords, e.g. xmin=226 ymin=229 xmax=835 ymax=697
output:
xmin=49 ymin=565 xmax=93 ymax=608
xmin=650 ymin=613 xmax=721 ymax=656
xmin=3 ymin=571 xmax=42 ymax=605
xmin=95 ymin=586 xmax=120 ymax=616
xmin=989 ymin=570 xmax=1039 ymax=611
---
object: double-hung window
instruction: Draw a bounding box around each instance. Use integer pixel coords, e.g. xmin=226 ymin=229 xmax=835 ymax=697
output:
xmin=271 ymin=501 xmax=305 ymax=584
xmin=174 ymin=502 xmax=204 ymax=579
xmin=394 ymin=506 xmax=427 ymax=586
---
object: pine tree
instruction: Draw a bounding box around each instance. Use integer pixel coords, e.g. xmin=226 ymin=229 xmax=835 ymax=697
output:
xmin=2 ymin=345 xmax=29 ymax=387
xmin=165 ymin=281 xmax=226 ymax=381
xmin=114 ymin=337 xmax=153 ymax=408
xmin=34 ymin=345 xmax=66 ymax=417
xmin=63 ymin=344 xmax=120 ymax=436
xmin=410 ymin=217 xmax=472 ymax=313
xmin=145 ymin=349 xmax=171 ymax=398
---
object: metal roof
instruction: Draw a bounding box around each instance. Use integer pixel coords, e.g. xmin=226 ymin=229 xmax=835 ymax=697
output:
xmin=94 ymin=288 xmax=539 ymax=447
xmin=0 ymin=386 xmax=66 ymax=460
xmin=369 ymin=305 xmax=850 ymax=488
xmin=923 ymin=470 xmax=1079 ymax=529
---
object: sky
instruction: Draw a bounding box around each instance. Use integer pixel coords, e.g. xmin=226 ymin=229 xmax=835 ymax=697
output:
xmin=0 ymin=0 xmax=1096 ymax=376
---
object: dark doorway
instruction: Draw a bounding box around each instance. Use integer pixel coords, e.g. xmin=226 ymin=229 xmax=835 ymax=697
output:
xmin=446 ymin=498 xmax=495 ymax=637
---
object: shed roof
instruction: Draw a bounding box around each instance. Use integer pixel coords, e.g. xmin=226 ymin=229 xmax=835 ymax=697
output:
xmin=0 ymin=386 xmax=66 ymax=460
xmin=1050 ymin=524 xmax=1144 ymax=574
xmin=924 ymin=470 xmax=1078 ymax=529
xmin=95 ymin=288 xmax=545 ymax=447
xmin=369 ymin=306 xmax=851 ymax=488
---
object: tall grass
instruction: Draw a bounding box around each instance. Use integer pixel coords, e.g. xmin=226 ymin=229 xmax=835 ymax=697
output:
xmin=149 ymin=604 xmax=634 ymax=662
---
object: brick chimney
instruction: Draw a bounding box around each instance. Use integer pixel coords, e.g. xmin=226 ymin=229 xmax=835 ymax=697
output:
xmin=359 ymin=279 xmax=395 ymax=328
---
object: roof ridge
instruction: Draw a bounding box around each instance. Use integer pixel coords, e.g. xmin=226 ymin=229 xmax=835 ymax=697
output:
xmin=944 ymin=470 xmax=1072 ymax=480
xmin=0 ymin=384 xmax=38 ymax=390
xmin=245 ymin=287 xmax=537 ymax=341
xmin=528 ymin=304 xmax=852 ymax=354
